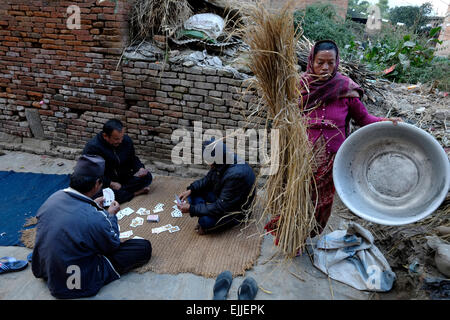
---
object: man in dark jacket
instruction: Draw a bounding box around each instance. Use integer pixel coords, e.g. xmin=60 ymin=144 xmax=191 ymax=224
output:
xmin=83 ymin=119 xmax=152 ymax=204
xmin=177 ymin=140 xmax=256 ymax=234
xmin=31 ymin=155 xmax=152 ymax=299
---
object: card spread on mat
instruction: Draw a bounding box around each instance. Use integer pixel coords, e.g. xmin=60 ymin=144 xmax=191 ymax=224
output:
xmin=152 ymin=224 xmax=174 ymax=234
xmin=130 ymin=217 xmax=144 ymax=227
xmin=119 ymin=207 xmax=134 ymax=216
xmin=116 ymin=211 xmax=125 ymax=220
xmin=171 ymin=209 xmax=182 ymax=218
xmin=119 ymin=230 xmax=133 ymax=239
xmin=153 ymin=203 xmax=164 ymax=213
xmin=151 ymin=227 xmax=165 ymax=234
xmin=136 ymin=207 xmax=147 ymax=215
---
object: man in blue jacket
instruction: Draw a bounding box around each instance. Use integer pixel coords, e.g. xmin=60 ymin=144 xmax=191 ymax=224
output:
xmin=83 ymin=119 xmax=153 ymax=204
xmin=31 ymin=155 xmax=152 ymax=299
xmin=177 ymin=139 xmax=256 ymax=235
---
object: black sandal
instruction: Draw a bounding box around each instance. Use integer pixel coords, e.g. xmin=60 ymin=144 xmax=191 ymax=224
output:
xmin=237 ymin=277 xmax=258 ymax=300
xmin=213 ymin=270 xmax=233 ymax=300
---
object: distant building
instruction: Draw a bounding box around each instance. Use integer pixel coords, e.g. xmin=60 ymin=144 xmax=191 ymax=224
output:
xmin=435 ymin=4 xmax=449 ymax=57
xmin=347 ymin=9 xmax=367 ymax=24
xmin=366 ymin=5 xmax=382 ymax=34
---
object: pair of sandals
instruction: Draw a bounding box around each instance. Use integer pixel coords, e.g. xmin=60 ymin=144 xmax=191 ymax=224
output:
xmin=0 ymin=256 xmax=29 ymax=274
xmin=213 ymin=270 xmax=258 ymax=300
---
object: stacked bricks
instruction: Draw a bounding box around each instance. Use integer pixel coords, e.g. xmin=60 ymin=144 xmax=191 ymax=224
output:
xmin=0 ymin=0 xmax=263 ymax=166
xmin=0 ymin=0 xmax=130 ymax=148
xmin=121 ymin=60 xmax=260 ymax=161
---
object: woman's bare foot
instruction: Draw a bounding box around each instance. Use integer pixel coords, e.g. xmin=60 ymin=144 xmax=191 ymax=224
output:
xmin=195 ymin=224 xmax=206 ymax=235
xmin=134 ymin=186 xmax=150 ymax=197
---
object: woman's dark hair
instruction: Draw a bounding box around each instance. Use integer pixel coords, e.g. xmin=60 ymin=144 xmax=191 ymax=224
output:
xmin=314 ymin=41 xmax=338 ymax=58
xmin=103 ymin=119 xmax=123 ymax=136
xmin=69 ymin=174 xmax=103 ymax=193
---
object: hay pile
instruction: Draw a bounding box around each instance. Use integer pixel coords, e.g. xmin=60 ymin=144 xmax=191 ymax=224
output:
xmin=129 ymin=0 xmax=193 ymax=43
xmin=242 ymin=2 xmax=318 ymax=258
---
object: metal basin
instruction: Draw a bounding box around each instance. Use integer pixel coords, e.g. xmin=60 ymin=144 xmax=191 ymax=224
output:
xmin=333 ymin=121 xmax=450 ymax=226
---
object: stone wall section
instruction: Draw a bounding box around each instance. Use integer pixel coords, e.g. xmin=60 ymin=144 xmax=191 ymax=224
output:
xmin=0 ymin=0 xmax=263 ymax=176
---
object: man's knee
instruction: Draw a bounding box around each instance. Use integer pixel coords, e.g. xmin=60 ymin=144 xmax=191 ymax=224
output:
xmin=198 ymin=215 xmax=218 ymax=230
xmin=143 ymin=172 xmax=152 ymax=186
xmin=142 ymin=239 xmax=152 ymax=261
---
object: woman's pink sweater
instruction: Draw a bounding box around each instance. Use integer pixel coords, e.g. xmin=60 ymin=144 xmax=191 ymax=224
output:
xmin=306 ymin=97 xmax=382 ymax=154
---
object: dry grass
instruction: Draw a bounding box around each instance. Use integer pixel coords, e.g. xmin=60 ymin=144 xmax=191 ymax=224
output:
xmin=129 ymin=0 xmax=193 ymax=43
xmin=241 ymin=1 xmax=318 ymax=258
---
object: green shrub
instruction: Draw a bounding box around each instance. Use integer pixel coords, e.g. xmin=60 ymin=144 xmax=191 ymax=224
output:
xmin=363 ymin=27 xmax=445 ymax=86
xmin=294 ymin=3 xmax=364 ymax=60
xmin=295 ymin=4 xmax=448 ymax=89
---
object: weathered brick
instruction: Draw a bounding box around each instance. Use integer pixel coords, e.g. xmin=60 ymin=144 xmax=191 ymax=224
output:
xmin=189 ymin=88 xmax=208 ymax=96
xmin=183 ymin=94 xmax=203 ymax=102
xmin=195 ymin=82 xmax=215 ymax=90
xmin=205 ymin=96 xmax=225 ymax=106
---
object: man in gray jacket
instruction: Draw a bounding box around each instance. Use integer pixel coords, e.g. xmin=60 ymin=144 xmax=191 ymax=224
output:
xmin=31 ymin=155 xmax=152 ymax=299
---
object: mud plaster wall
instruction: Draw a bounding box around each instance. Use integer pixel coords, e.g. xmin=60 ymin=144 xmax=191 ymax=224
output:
xmin=0 ymin=0 xmax=261 ymax=174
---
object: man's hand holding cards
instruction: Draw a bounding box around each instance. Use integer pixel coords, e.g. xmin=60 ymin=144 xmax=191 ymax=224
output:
xmin=175 ymin=194 xmax=189 ymax=214
xmin=102 ymin=188 xmax=115 ymax=207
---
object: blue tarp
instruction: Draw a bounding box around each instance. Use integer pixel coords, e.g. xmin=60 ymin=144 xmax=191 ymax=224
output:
xmin=0 ymin=171 xmax=70 ymax=246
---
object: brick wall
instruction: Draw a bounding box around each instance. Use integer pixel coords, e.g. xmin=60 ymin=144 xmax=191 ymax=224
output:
xmin=0 ymin=0 xmax=129 ymax=142
xmin=0 ymin=0 xmax=261 ymax=173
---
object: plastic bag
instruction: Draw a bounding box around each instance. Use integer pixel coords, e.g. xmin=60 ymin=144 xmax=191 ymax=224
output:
xmin=184 ymin=13 xmax=225 ymax=39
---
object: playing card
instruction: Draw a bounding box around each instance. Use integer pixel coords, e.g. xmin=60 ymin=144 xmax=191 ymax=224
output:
xmin=153 ymin=204 xmax=164 ymax=213
xmin=175 ymin=194 xmax=181 ymax=205
xmin=118 ymin=207 xmax=134 ymax=216
xmin=119 ymin=230 xmax=133 ymax=239
xmin=133 ymin=236 xmax=144 ymax=240
xmin=169 ymin=226 xmax=180 ymax=233
xmin=136 ymin=208 xmax=147 ymax=215
xmin=130 ymin=217 xmax=144 ymax=227
xmin=171 ymin=209 xmax=182 ymax=218
xmin=102 ymin=188 xmax=114 ymax=207
xmin=116 ymin=211 xmax=125 ymax=220
xmin=152 ymin=227 xmax=165 ymax=234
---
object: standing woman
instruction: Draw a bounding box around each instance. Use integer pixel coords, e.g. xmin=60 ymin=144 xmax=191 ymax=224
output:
xmin=299 ymin=39 xmax=400 ymax=236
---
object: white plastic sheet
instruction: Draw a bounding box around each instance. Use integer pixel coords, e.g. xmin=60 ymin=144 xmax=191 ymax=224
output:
xmin=313 ymin=222 xmax=396 ymax=292
xmin=184 ymin=13 xmax=225 ymax=39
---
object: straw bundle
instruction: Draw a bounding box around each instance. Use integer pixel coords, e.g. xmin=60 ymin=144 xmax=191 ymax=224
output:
xmin=242 ymin=2 xmax=318 ymax=258
xmin=129 ymin=0 xmax=192 ymax=42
